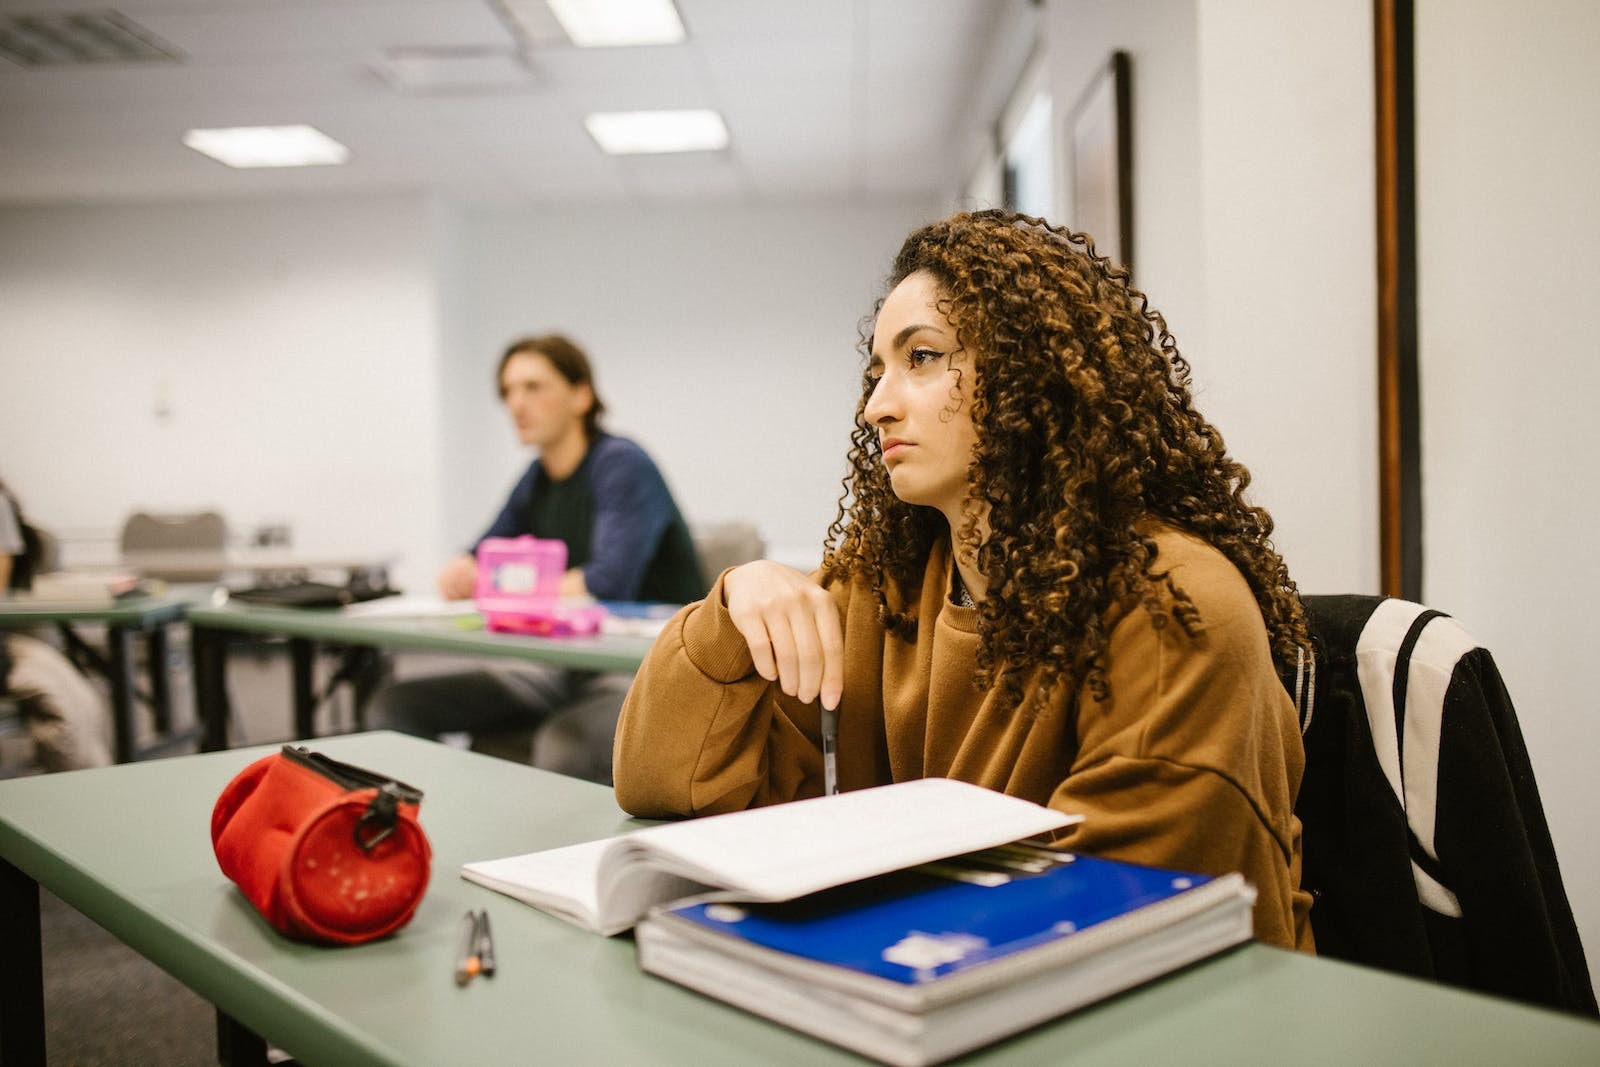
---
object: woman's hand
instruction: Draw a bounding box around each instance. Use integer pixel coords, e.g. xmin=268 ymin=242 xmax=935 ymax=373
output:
xmin=723 ymin=561 xmax=844 ymax=711
xmin=436 ymin=553 xmax=478 ymax=601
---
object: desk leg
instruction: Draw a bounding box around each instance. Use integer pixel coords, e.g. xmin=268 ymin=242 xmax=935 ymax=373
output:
xmin=290 ymin=638 xmax=316 ymax=741
xmin=106 ymin=625 xmax=138 ymax=764
xmin=147 ymin=623 xmax=173 ymax=734
xmin=193 ymin=627 xmax=232 ymax=752
xmin=0 ymin=856 xmax=45 ymax=1066
xmin=351 ymin=648 xmax=392 ymax=732
xmin=215 ymin=1010 xmax=271 ymax=1067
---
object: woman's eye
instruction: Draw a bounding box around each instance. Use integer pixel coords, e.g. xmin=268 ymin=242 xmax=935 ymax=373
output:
xmin=908 ymin=347 xmax=942 ymax=368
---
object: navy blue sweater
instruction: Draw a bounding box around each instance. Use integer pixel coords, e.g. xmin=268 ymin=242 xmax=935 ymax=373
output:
xmin=477 ymin=434 xmax=704 ymax=604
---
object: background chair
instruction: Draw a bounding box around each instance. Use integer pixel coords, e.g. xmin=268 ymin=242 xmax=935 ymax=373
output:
xmin=1294 ymin=594 xmax=1596 ymax=1016
xmin=120 ymin=510 xmax=227 ymax=581
xmin=2 ymin=521 xmax=65 ymax=776
xmin=690 ymin=521 xmax=766 ymax=587
xmin=0 ymin=693 xmax=35 ymax=778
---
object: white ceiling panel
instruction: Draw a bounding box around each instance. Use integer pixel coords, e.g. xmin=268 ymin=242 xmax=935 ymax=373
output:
xmin=0 ymin=0 xmax=1023 ymax=207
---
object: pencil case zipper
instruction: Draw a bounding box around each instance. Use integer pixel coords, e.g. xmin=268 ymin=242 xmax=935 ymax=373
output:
xmin=280 ymin=744 xmax=426 ymax=852
xmin=280 ymin=744 xmax=424 ymax=803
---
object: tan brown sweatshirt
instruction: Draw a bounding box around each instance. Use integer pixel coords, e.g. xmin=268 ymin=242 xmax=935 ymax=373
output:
xmin=613 ymin=524 xmax=1314 ymax=952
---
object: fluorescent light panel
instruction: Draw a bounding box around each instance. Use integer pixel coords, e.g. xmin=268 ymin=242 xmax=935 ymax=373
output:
xmin=585 ymin=109 xmax=728 ymax=155
xmin=545 ymin=0 xmax=685 ymax=47
xmin=183 ymin=125 xmax=350 ymax=169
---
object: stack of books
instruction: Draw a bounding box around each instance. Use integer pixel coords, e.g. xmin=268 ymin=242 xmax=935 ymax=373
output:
xmin=462 ymin=778 xmax=1255 ymax=1066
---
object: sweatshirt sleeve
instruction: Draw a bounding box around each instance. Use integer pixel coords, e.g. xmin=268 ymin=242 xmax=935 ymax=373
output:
xmin=612 ymin=569 xmax=834 ymax=817
xmin=1044 ymin=554 xmax=1314 ymax=952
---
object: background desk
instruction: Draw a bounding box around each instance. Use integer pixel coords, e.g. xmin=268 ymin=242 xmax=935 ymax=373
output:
xmin=4 ymin=732 xmax=1599 ymax=1066
xmin=187 ymin=604 xmax=656 ymax=749
xmin=120 ymin=549 xmax=394 ymax=586
xmin=0 ymin=593 xmax=196 ymax=763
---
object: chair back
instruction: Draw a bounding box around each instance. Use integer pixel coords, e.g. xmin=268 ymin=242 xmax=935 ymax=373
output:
xmin=1295 ymin=594 xmax=1596 ymax=1016
xmin=691 ymin=522 xmax=766 ymax=583
xmin=120 ymin=510 xmax=228 ymax=580
xmin=120 ymin=510 xmax=227 ymax=553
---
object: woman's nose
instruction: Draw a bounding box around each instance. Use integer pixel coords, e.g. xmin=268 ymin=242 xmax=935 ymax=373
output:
xmin=864 ymin=374 xmax=899 ymax=425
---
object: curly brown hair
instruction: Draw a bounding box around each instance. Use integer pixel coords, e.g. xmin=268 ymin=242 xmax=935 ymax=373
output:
xmin=822 ymin=210 xmax=1307 ymax=712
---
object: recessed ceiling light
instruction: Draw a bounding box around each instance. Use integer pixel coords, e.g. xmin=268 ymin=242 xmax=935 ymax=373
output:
xmin=182 ymin=125 xmax=350 ymax=169
xmin=544 ymin=0 xmax=685 ymax=47
xmin=585 ymin=109 xmax=728 ymax=155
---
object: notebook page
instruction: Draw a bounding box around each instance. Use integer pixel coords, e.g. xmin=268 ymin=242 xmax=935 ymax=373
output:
xmin=622 ymin=778 xmax=1079 ymax=902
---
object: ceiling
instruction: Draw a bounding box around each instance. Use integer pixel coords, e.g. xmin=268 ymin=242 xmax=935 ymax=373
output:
xmin=0 ymin=0 xmax=1023 ymax=208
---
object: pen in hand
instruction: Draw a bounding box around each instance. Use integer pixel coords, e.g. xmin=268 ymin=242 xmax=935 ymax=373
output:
xmin=820 ymin=707 xmax=839 ymax=796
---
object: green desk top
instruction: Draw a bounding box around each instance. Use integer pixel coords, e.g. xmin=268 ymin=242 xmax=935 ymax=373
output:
xmin=187 ymin=602 xmax=654 ymax=672
xmin=3 ymin=733 xmax=1598 ymax=1066
xmin=0 ymin=592 xmax=192 ymax=627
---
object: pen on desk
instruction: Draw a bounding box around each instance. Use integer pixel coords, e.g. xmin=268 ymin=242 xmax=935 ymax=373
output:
xmin=820 ymin=706 xmax=839 ymax=796
xmin=475 ymin=909 xmax=496 ymax=978
xmin=454 ymin=909 xmax=481 ymax=986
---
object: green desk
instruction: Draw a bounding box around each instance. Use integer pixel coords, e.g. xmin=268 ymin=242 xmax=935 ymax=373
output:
xmin=121 ymin=549 xmax=393 ymax=586
xmin=187 ymin=603 xmax=656 ymax=750
xmin=3 ymin=732 xmax=1598 ymax=1066
xmin=0 ymin=593 xmax=196 ymax=763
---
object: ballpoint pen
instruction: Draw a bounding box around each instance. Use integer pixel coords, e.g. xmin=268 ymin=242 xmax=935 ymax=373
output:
xmin=454 ymin=909 xmax=481 ymax=986
xmin=820 ymin=706 xmax=839 ymax=796
xmin=475 ymin=909 xmax=496 ymax=978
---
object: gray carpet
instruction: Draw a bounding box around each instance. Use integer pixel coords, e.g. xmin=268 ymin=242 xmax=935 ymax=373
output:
xmin=41 ymin=886 xmax=216 ymax=1065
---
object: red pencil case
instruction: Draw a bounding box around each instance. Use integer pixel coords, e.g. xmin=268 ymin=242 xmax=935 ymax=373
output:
xmin=211 ymin=745 xmax=432 ymax=945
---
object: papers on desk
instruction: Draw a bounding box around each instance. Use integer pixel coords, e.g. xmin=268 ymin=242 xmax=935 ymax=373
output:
xmin=339 ymin=595 xmax=480 ymax=619
xmin=460 ymin=778 xmax=1252 ymax=1064
xmin=459 ymin=778 xmax=1079 ymax=936
xmin=338 ymin=596 xmax=679 ymax=636
xmin=597 ymin=601 xmax=681 ymax=638
xmin=26 ymin=570 xmax=149 ymax=602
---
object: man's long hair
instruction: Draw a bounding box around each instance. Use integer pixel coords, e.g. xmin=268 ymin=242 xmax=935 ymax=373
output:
xmin=497 ymin=333 xmax=607 ymax=440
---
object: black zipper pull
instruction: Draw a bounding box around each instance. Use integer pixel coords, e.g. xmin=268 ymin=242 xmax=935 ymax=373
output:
xmin=354 ymin=782 xmax=406 ymax=852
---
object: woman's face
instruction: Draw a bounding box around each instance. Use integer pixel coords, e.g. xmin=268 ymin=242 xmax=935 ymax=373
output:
xmin=865 ymin=270 xmax=979 ymax=523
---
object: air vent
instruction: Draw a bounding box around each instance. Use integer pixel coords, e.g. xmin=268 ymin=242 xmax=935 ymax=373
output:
xmin=0 ymin=9 xmax=183 ymax=67
xmin=374 ymin=47 xmax=536 ymax=95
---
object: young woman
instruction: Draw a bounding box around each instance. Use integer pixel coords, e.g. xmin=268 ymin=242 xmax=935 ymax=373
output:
xmin=613 ymin=211 xmax=1314 ymax=951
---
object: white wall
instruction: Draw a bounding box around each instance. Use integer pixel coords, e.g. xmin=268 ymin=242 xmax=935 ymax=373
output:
xmin=1046 ymin=0 xmax=1206 ymax=372
xmin=0 ymin=196 xmax=929 ymax=587
xmin=0 ymin=194 xmax=447 ymax=593
xmin=1043 ymin=0 xmax=1597 ymax=986
xmin=1193 ymin=0 xmax=1378 ymax=596
xmin=1045 ymin=0 xmax=1378 ymax=595
xmin=438 ymin=200 xmax=930 ymax=571
xmin=1416 ymin=0 xmax=1600 ymax=990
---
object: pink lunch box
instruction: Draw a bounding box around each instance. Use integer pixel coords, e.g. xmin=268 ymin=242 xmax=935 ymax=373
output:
xmin=473 ymin=536 xmax=604 ymax=637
